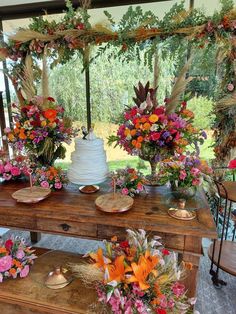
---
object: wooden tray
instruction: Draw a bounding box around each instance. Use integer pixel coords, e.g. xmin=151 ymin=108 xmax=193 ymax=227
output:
xmin=12 ymin=187 xmax=51 ymax=203
xmin=95 ymin=193 xmax=134 ymax=213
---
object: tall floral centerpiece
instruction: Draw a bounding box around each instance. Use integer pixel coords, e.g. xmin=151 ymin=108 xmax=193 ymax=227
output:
xmin=4 ymin=96 xmax=77 ymax=166
xmin=109 ymin=82 xmax=206 ymax=183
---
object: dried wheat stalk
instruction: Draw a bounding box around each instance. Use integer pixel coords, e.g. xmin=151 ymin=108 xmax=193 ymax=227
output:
xmin=166 ymin=55 xmax=193 ymax=114
xmin=9 ymin=30 xmax=59 ymax=43
xmin=41 ymin=47 xmax=49 ymax=108
xmin=18 ymin=55 xmax=36 ymax=102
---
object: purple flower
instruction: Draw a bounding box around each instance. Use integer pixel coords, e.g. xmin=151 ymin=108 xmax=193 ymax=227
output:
xmin=201 ymin=130 xmax=207 ymax=139
xmin=0 ymin=255 xmax=12 ymax=272
xmin=16 ymin=249 xmax=25 ymax=259
xmin=162 ymin=131 xmax=170 ymax=139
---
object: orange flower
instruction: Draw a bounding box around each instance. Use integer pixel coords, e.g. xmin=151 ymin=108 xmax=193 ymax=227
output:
xmin=135 ymin=123 xmax=141 ymax=129
xmin=137 ymin=136 xmax=143 ymax=142
xmin=143 ymin=122 xmax=151 ymax=130
xmin=19 ymin=129 xmax=27 ymax=140
xmin=149 ymin=114 xmax=159 ymax=123
xmin=111 ymin=236 xmax=117 ymax=242
xmin=140 ymin=117 xmax=147 ymax=123
xmin=89 ymin=248 xmax=111 ymax=269
xmin=107 ymin=255 xmax=132 ymax=283
xmin=135 ymin=142 xmax=142 ymax=149
xmin=124 ymin=128 xmax=131 ymax=136
xmin=130 ymin=129 xmax=136 ymax=136
xmin=181 ymin=109 xmax=194 ymax=118
xmin=43 ymin=109 xmax=57 ymax=122
xmin=0 ymin=247 xmax=7 ymax=254
xmin=126 ymin=251 xmax=158 ymax=290
xmin=9 ymin=268 xmax=16 ymax=275
xmin=8 ymin=133 xmax=15 ymax=141
xmin=132 ymin=139 xmax=137 ymax=147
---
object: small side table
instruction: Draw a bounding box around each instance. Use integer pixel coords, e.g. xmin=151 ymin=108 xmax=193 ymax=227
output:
xmin=208 ymin=181 xmax=236 ymax=287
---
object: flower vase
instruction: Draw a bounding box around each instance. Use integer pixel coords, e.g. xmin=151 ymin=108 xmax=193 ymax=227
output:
xmin=31 ymin=143 xmax=66 ymax=167
xmin=170 ymin=183 xmax=196 ymax=199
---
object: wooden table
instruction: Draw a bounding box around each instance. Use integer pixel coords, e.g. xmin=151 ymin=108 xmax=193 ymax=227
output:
xmin=0 ymin=248 xmax=98 ymax=314
xmin=0 ymin=181 xmax=217 ymax=298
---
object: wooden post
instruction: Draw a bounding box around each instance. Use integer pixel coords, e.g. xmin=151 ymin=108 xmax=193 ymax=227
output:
xmin=84 ymin=46 xmax=92 ymax=131
xmin=0 ymin=91 xmax=8 ymax=151
xmin=0 ymin=19 xmax=12 ymax=124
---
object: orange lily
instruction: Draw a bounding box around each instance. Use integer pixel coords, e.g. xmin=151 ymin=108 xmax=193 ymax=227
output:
xmin=89 ymin=248 xmax=111 ymax=270
xmin=107 ymin=255 xmax=132 ymax=283
xmin=126 ymin=251 xmax=158 ymax=290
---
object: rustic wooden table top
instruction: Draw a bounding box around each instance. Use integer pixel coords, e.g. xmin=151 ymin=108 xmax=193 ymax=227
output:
xmin=0 ymin=180 xmax=217 ymax=239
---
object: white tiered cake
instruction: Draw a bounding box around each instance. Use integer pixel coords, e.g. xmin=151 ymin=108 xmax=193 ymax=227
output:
xmin=67 ymin=130 xmax=108 ymax=185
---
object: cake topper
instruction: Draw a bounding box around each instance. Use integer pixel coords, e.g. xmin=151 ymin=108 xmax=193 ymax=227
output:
xmin=81 ymin=126 xmax=88 ymax=140
xmin=86 ymin=124 xmax=97 ymax=141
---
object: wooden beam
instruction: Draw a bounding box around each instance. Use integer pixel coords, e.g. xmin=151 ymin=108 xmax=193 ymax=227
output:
xmin=0 ymin=0 xmax=171 ymax=20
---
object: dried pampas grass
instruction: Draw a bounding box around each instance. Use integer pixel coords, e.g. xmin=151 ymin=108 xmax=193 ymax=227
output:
xmin=18 ymin=55 xmax=36 ymax=102
xmin=166 ymin=55 xmax=193 ymax=114
xmin=9 ymin=30 xmax=58 ymax=43
xmin=68 ymin=263 xmax=103 ymax=287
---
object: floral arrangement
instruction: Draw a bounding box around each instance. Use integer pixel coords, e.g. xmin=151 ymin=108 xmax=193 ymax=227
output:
xmin=111 ymin=168 xmax=145 ymax=197
xmin=70 ymin=229 xmax=195 ymax=314
xmin=0 ymin=151 xmax=29 ymax=181
xmin=0 ymin=236 xmax=36 ymax=282
xmin=4 ymin=96 xmax=78 ymax=166
xmin=109 ymin=95 xmax=205 ymax=161
xmin=159 ymin=155 xmax=213 ymax=190
xmin=32 ymin=166 xmax=67 ymax=190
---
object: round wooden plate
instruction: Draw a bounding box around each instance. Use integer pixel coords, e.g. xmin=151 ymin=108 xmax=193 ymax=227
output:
xmin=168 ymin=208 xmax=196 ymax=220
xmin=95 ymin=193 xmax=134 ymax=213
xmin=12 ymin=187 xmax=51 ymax=203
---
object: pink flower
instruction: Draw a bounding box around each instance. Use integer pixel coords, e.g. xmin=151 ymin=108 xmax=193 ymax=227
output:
xmin=4 ymin=162 xmax=12 ymax=172
xmin=54 ymin=182 xmax=62 ymax=189
xmin=171 ymin=282 xmax=186 ymax=297
xmin=135 ymin=299 xmax=147 ymax=313
xmin=16 ymin=249 xmax=25 ymax=259
xmin=20 ymin=265 xmax=30 ymax=278
xmin=167 ymin=298 xmax=175 ymax=309
xmin=190 ymin=167 xmax=201 ymax=176
xmin=227 ymin=83 xmax=234 ymax=92
xmin=192 ymin=178 xmax=200 ymax=186
xmin=179 ymin=170 xmax=187 ymax=180
xmin=0 ymin=255 xmax=12 ymax=272
xmin=11 ymin=166 xmax=21 ymax=176
xmin=159 ymin=295 xmax=167 ymax=308
xmin=4 ymin=127 xmax=11 ymax=133
xmin=40 ymin=180 xmax=50 ymax=188
xmin=0 ymin=163 xmax=4 ymax=174
xmin=228 ymin=159 xmax=236 ymax=169
xmin=137 ymin=182 xmax=143 ymax=191
xmin=121 ymin=188 xmax=129 ymax=195
xmin=3 ymin=173 xmax=12 ymax=180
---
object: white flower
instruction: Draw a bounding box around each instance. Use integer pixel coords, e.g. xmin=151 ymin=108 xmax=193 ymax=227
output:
xmin=140 ymin=101 xmax=147 ymax=110
xmin=150 ymin=124 xmax=158 ymax=131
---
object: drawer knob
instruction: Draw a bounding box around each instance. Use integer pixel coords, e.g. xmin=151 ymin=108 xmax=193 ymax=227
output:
xmin=60 ymin=223 xmax=71 ymax=231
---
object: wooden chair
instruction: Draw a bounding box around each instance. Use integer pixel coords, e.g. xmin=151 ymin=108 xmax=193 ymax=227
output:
xmin=208 ymin=168 xmax=236 ymax=288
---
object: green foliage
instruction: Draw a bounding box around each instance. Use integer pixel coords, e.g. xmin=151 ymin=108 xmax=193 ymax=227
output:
xmin=187 ymin=96 xmax=215 ymax=130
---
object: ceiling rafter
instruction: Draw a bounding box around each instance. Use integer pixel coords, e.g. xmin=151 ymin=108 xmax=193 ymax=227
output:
xmin=0 ymin=0 xmax=171 ymax=20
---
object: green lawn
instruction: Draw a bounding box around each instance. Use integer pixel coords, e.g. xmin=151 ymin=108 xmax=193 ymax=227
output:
xmin=56 ymin=137 xmax=215 ymax=172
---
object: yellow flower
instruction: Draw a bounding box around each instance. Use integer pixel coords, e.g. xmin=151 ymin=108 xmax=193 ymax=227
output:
xmin=41 ymin=120 xmax=47 ymax=127
xmin=149 ymin=114 xmax=159 ymax=123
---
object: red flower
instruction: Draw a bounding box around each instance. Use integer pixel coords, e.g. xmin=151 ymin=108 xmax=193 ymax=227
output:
xmin=76 ymin=23 xmax=84 ymax=30
xmin=162 ymin=249 xmax=170 ymax=256
xmin=130 ymin=107 xmax=138 ymax=117
xmin=5 ymin=239 xmax=14 ymax=251
xmin=119 ymin=241 xmax=129 ymax=249
xmin=228 ymin=159 xmax=236 ymax=169
xmin=150 ymin=132 xmax=161 ymax=141
xmin=156 ymin=309 xmax=167 ymax=314
xmin=47 ymin=97 xmax=55 ymax=102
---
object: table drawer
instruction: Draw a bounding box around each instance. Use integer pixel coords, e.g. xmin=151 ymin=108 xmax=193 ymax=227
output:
xmin=37 ymin=218 xmax=97 ymax=237
xmin=0 ymin=214 xmax=36 ymax=230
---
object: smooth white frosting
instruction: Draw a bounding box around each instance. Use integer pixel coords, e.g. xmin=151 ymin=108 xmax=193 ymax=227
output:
xmin=67 ymin=136 xmax=109 ymax=185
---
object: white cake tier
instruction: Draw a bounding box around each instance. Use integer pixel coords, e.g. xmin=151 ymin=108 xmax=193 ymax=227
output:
xmin=67 ymin=138 xmax=109 ymax=185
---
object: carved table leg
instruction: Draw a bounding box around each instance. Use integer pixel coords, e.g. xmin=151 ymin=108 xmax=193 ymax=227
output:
xmin=30 ymin=232 xmax=41 ymax=244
